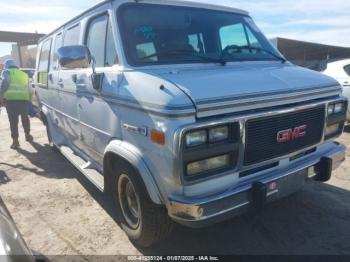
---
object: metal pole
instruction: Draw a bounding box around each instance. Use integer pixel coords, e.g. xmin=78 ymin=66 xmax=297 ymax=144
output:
xmin=17 ymin=43 xmax=23 ymax=67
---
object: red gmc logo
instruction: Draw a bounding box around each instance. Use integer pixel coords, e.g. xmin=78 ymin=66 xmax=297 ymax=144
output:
xmin=277 ymin=125 xmax=307 ymax=143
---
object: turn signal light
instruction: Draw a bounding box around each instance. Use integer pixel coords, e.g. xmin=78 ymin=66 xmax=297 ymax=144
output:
xmin=151 ymin=130 xmax=165 ymax=145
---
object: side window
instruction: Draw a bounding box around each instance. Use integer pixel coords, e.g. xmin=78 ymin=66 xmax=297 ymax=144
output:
xmin=246 ymin=27 xmax=261 ymax=48
xmin=86 ymin=14 xmax=118 ymax=67
xmin=64 ymin=24 xmax=80 ymax=46
xmin=220 ymin=23 xmax=248 ymax=50
xmin=86 ymin=15 xmax=108 ymax=67
xmin=51 ymin=33 xmax=63 ymax=70
xmin=105 ymin=21 xmax=118 ymax=66
xmin=344 ymin=65 xmax=350 ymax=77
xmin=37 ymin=39 xmax=52 ymax=88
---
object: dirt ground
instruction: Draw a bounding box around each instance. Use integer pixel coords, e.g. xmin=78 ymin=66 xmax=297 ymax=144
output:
xmin=1 ymin=110 xmax=350 ymax=259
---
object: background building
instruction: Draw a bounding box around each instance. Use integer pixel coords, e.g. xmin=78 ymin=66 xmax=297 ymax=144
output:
xmin=271 ymin=37 xmax=350 ymax=71
xmin=0 ymin=30 xmax=44 ymax=69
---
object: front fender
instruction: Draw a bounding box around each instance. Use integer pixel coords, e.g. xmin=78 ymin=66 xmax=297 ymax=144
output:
xmin=104 ymin=140 xmax=164 ymax=205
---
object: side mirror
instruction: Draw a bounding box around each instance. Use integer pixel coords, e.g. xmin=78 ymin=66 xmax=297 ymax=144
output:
xmin=57 ymin=45 xmax=91 ymax=69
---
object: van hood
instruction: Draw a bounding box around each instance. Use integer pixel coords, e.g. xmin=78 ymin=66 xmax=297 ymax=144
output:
xmin=155 ymin=62 xmax=341 ymax=118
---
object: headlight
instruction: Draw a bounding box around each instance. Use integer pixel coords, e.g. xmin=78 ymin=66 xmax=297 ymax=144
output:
xmin=182 ymin=123 xmax=240 ymax=180
xmin=185 ymin=130 xmax=207 ymax=147
xmin=186 ymin=154 xmax=230 ymax=176
xmin=328 ymin=102 xmax=345 ymax=115
xmin=327 ymin=104 xmax=335 ymax=115
xmin=325 ymin=101 xmax=347 ymax=140
xmin=334 ymin=103 xmax=344 ymax=114
xmin=209 ymin=126 xmax=229 ymax=143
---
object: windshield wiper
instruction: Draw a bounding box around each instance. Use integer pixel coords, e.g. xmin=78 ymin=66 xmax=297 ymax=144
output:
xmin=222 ymin=45 xmax=287 ymax=63
xmin=247 ymin=46 xmax=287 ymax=63
xmin=140 ymin=49 xmax=228 ymax=66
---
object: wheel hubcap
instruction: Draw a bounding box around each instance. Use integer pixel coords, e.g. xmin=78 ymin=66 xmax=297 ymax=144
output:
xmin=118 ymin=175 xmax=141 ymax=229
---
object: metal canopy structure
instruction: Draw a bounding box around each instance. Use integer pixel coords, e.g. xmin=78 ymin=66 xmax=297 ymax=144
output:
xmin=0 ymin=30 xmax=45 ymax=67
xmin=272 ymin=37 xmax=350 ymax=71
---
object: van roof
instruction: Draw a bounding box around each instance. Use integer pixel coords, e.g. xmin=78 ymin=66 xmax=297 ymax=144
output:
xmin=41 ymin=0 xmax=249 ymax=41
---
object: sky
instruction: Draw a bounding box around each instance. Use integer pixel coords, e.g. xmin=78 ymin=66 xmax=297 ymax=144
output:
xmin=1 ymin=0 xmax=350 ymax=56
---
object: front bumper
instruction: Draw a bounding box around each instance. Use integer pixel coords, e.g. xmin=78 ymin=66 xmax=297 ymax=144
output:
xmin=168 ymin=143 xmax=346 ymax=228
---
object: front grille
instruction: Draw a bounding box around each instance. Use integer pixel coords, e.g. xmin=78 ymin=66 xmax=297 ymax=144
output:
xmin=244 ymin=106 xmax=325 ymax=166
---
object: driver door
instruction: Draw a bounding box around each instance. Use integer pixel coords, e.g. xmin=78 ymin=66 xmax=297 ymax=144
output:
xmin=78 ymin=12 xmax=121 ymax=164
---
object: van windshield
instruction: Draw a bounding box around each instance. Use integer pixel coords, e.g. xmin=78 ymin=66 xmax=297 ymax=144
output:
xmin=118 ymin=4 xmax=283 ymax=66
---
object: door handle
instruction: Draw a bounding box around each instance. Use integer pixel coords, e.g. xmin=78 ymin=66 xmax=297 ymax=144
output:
xmin=76 ymin=84 xmax=87 ymax=89
xmin=343 ymin=81 xmax=350 ymax=86
xmin=48 ymin=73 xmax=53 ymax=82
xmin=72 ymin=74 xmax=77 ymax=83
xmin=58 ymin=79 xmax=64 ymax=88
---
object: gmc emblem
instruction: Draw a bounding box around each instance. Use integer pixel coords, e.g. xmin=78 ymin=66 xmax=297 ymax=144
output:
xmin=277 ymin=125 xmax=307 ymax=143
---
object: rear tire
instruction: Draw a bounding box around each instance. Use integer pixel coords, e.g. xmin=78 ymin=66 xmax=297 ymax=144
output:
xmin=111 ymin=162 xmax=173 ymax=247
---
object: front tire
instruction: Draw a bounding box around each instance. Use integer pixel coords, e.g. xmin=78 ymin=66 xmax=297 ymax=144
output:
xmin=112 ymin=163 xmax=173 ymax=247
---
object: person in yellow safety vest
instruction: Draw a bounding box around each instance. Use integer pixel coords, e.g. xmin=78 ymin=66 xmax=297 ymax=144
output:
xmin=0 ymin=59 xmax=33 ymax=149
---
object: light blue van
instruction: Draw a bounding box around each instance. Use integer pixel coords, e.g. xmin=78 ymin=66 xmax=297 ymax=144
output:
xmin=35 ymin=0 xmax=348 ymax=247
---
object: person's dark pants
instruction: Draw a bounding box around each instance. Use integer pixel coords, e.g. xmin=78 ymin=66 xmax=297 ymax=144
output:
xmin=5 ymin=100 xmax=30 ymax=140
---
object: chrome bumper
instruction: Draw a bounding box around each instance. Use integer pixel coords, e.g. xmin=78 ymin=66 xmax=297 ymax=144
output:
xmin=168 ymin=143 xmax=346 ymax=227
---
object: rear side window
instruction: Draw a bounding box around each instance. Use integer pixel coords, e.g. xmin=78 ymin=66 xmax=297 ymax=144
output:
xmin=344 ymin=65 xmax=350 ymax=77
xmin=37 ymin=39 xmax=52 ymax=88
xmin=85 ymin=14 xmax=118 ymax=67
xmin=51 ymin=33 xmax=63 ymax=70
xmin=64 ymin=24 xmax=80 ymax=46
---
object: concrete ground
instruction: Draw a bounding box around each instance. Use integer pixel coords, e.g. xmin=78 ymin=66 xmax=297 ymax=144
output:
xmin=1 ymin=110 xmax=350 ymax=259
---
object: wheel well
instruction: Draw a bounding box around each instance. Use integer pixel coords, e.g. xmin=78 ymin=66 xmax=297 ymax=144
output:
xmin=103 ymin=152 xmax=139 ymax=194
xmin=104 ymin=151 xmax=163 ymax=205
